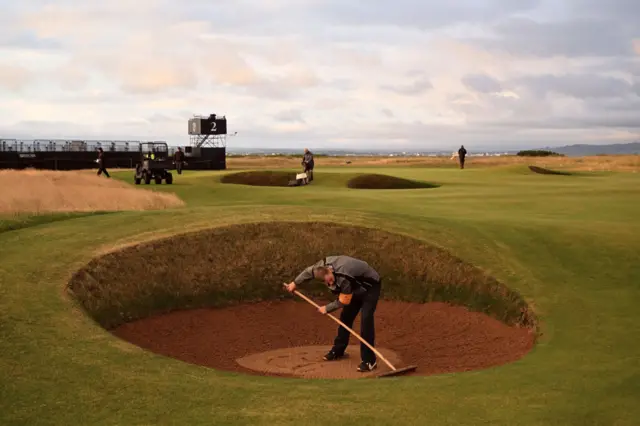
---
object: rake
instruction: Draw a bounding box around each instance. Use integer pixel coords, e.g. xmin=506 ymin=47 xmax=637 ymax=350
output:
xmin=289 ymin=287 xmax=417 ymax=378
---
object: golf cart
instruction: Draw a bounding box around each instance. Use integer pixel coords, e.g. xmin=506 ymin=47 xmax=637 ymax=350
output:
xmin=134 ymin=142 xmax=174 ymax=185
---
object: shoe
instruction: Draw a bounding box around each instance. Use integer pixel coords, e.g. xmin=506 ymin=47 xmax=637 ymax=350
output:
xmin=357 ymin=361 xmax=377 ymax=372
xmin=323 ymin=350 xmax=344 ymax=361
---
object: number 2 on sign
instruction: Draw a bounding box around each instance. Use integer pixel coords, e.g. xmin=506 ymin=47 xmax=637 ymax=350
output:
xmin=211 ymin=122 xmax=217 ymax=133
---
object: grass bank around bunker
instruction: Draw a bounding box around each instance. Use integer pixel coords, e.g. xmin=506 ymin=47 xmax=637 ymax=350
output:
xmin=68 ymin=221 xmax=537 ymax=378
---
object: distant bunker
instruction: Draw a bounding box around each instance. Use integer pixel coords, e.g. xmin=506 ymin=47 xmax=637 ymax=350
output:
xmin=528 ymin=166 xmax=573 ymax=176
xmin=220 ymin=171 xmax=300 ymax=187
xmin=347 ymin=174 xmax=439 ymax=190
xmin=219 ymin=171 xmax=439 ymax=189
xmin=69 ymin=222 xmax=537 ymax=379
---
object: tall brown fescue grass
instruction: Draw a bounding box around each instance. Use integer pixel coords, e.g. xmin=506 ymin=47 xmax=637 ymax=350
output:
xmin=227 ymin=154 xmax=640 ymax=172
xmin=69 ymin=222 xmax=537 ymax=332
xmin=0 ymin=169 xmax=184 ymax=215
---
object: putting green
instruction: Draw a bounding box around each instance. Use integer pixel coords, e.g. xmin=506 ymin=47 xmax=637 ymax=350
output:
xmin=1 ymin=164 xmax=639 ymax=425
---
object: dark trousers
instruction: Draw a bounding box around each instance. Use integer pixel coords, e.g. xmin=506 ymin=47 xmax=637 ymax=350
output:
xmin=331 ymin=282 xmax=381 ymax=364
xmin=459 ymin=157 xmax=465 ymax=169
xmin=97 ymin=167 xmax=110 ymax=178
xmin=176 ymin=161 xmax=183 ymax=174
xmin=304 ymin=167 xmax=313 ymax=182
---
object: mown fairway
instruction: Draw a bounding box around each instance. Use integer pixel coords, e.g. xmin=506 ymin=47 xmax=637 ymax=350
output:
xmin=1 ymin=162 xmax=639 ymax=425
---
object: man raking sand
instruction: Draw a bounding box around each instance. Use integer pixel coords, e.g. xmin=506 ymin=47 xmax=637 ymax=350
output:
xmin=284 ymin=255 xmax=417 ymax=377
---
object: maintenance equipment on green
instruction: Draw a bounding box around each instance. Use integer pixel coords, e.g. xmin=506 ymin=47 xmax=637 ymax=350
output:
xmin=134 ymin=142 xmax=174 ymax=185
xmin=288 ymin=172 xmax=309 ymax=187
xmin=288 ymin=287 xmax=418 ymax=378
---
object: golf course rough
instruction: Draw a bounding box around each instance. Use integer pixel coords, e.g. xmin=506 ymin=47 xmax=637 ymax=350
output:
xmin=0 ymin=169 xmax=184 ymax=214
xmin=68 ymin=221 xmax=537 ymax=379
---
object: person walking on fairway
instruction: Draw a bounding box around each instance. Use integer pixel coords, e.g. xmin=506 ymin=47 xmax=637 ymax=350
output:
xmin=96 ymin=148 xmax=110 ymax=178
xmin=284 ymin=255 xmax=382 ymax=372
xmin=173 ymin=147 xmax=185 ymax=175
xmin=458 ymin=145 xmax=467 ymax=169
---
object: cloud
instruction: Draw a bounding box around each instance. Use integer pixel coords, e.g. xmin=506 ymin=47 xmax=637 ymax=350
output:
xmin=309 ymin=0 xmax=542 ymax=30
xmin=1 ymin=0 xmax=640 ymax=150
xmin=273 ymin=109 xmax=306 ymax=123
xmin=461 ymin=74 xmax=502 ymax=93
xmin=467 ymin=0 xmax=640 ymax=59
xmin=0 ymin=64 xmax=33 ymax=91
xmin=381 ymin=76 xmax=433 ymax=95
xmin=515 ymin=74 xmax=635 ymax=99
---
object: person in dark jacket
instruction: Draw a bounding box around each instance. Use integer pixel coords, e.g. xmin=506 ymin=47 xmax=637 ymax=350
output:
xmin=96 ymin=148 xmax=110 ymax=178
xmin=458 ymin=145 xmax=467 ymax=169
xmin=284 ymin=255 xmax=382 ymax=372
xmin=174 ymin=147 xmax=185 ymax=174
xmin=302 ymin=148 xmax=314 ymax=182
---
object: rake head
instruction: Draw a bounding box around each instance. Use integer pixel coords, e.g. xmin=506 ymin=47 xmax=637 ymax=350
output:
xmin=375 ymin=364 xmax=418 ymax=378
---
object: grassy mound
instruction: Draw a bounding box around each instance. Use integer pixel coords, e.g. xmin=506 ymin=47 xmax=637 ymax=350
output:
xmin=528 ymin=165 xmax=573 ymax=176
xmin=0 ymin=169 xmax=184 ymax=214
xmin=347 ymin=174 xmax=438 ymax=189
xmin=68 ymin=222 xmax=536 ymax=332
xmin=220 ymin=171 xmax=297 ymax=187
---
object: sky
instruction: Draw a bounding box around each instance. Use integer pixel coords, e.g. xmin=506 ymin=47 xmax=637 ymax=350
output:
xmin=0 ymin=0 xmax=639 ymax=151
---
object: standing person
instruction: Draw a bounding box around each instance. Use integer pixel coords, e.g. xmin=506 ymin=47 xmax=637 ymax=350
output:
xmin=96 ymin=148 xmax=110 ymax=178
xmin=174 ymin=147 xmax=185 ymax=175
xmin=458 ymin=145 xmax=467 ymax=169
xmin=302 ymin=148 xmax=314 ymax=183
xmin=283 ymin=255 xmax=382 ymax=373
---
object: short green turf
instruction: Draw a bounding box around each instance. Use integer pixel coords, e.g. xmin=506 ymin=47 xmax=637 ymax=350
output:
xmin=1 ymin=165 xmax=639 ymax=425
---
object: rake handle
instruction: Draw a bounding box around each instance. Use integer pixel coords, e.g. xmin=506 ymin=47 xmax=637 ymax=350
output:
xmin=290 ymin=288 xmax=397 ymax=371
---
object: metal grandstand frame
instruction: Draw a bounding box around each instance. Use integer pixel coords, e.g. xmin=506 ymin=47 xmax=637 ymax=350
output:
xmin=189 ymin=132 xmax=227 ymax=148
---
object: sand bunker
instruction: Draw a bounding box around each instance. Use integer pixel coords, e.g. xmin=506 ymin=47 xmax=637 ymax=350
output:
xmin=0 ymin=169 xmax=184 ymax=214
xmin=528 ymin=165 xmax=572 ymax=176
xmin=347 ymin=174 xmax=438 ymax=189
xmin=235 ymin=346 xmax=403 ymax=379
xmin=220 ymin=171 xmax=295 ymax=187
xmin=70 ymin=222 xmax=537 ymax=379
xmin=112 ymin=300 xmax=534 ymax=379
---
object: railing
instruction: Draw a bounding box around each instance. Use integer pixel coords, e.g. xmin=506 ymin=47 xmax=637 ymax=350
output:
xmin=0 ymin=139 xmax=170 ymax=153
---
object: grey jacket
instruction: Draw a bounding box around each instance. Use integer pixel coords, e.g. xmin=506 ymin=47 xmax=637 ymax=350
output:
xmin=294 ymin=255 xmax=381 ymax=313
xmin=303 ymin=152 xmax=314 ymax=168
